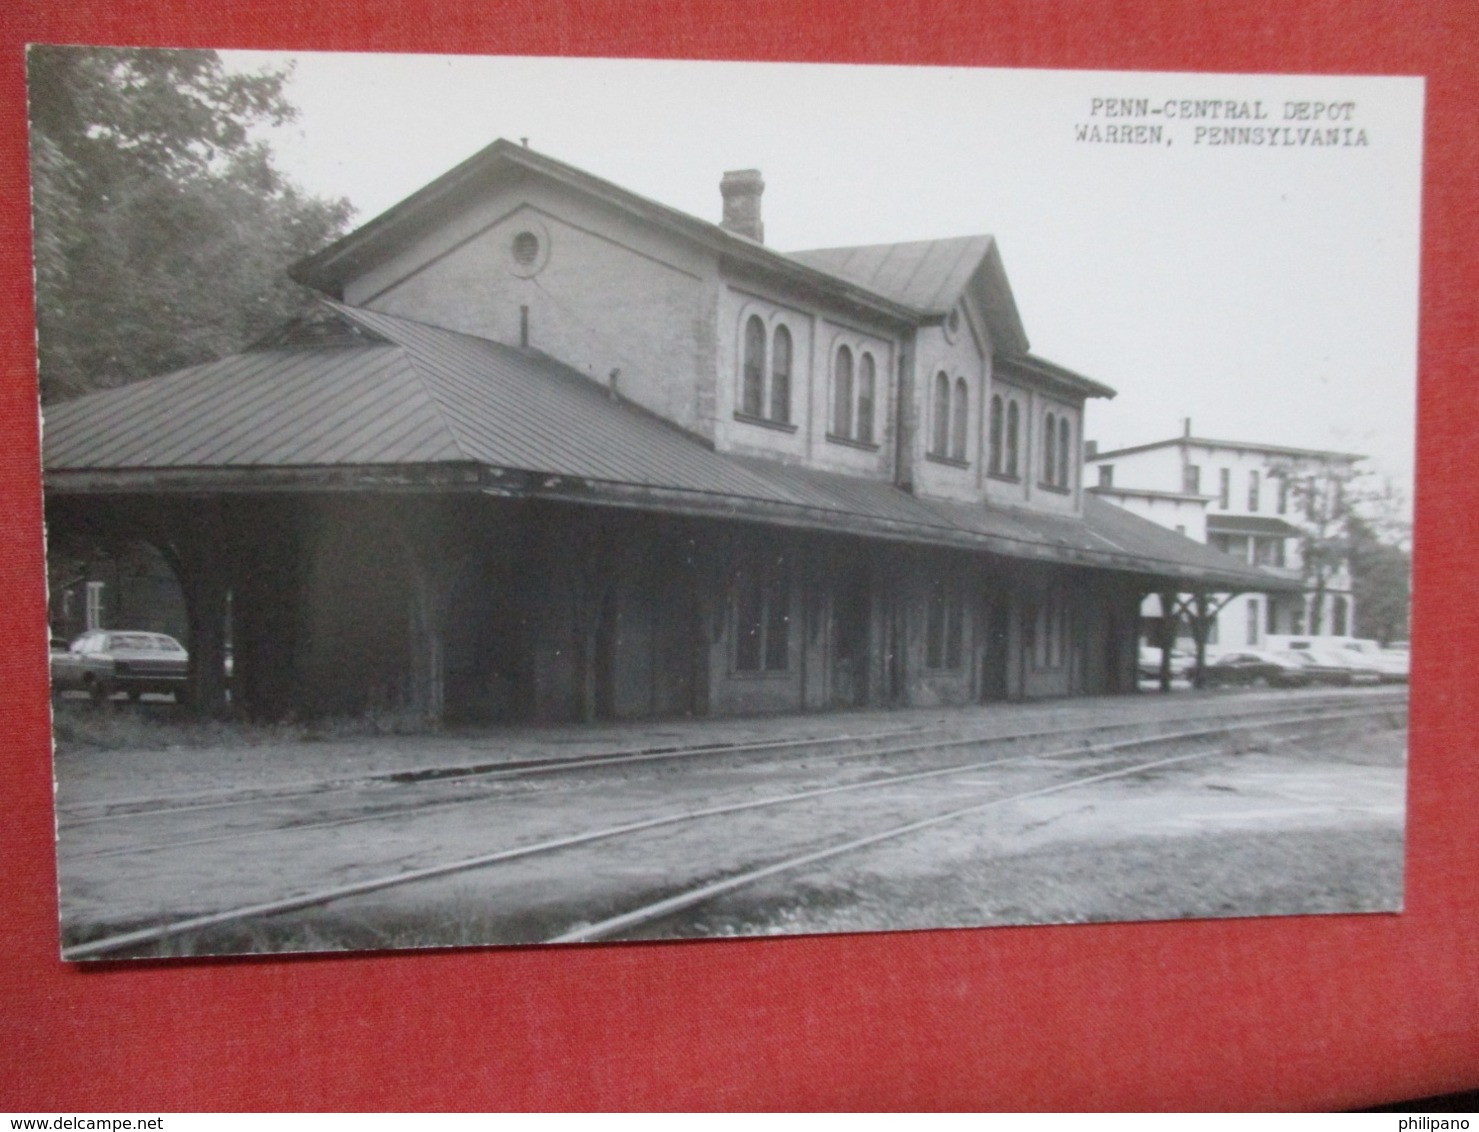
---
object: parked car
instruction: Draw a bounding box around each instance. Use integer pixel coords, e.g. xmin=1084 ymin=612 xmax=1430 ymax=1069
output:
xmin=1358 ymin=649 xmax=1410 ymax=683
xmin=1319 ymin=648 xmax=1387 ymax=685
xmin=50 ymin=630 xmax=189 ymax=702
xmin=1275 ymin=648 xmax=1363 ymax=686
xmin=1202 ymin=649 xmax=1312 ymax=688
xmin=1137 ymin=646 xmax=1196 ymax=680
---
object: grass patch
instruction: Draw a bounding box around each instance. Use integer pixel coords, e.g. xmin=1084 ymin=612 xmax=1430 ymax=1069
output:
xmin=51 ymin=699 xmax=439 ymax=754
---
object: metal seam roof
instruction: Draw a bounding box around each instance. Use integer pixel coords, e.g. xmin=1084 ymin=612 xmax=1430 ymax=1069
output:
xmin=43 ymin=303 xmax=1286 ymax=592
xmin=788 ymin=236 xmax=994 ymax=315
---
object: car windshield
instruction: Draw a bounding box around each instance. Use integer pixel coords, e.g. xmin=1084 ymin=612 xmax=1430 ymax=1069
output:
xmin=107 ymin=633 xmax=182 ymax=652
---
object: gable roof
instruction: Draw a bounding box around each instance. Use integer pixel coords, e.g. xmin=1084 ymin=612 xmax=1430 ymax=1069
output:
xmin=288 ymin=139 xmax=1116 ymax=398
xmin=43 ymin=303 xmax=1293 ymax=594
xmin=787 ymin=235 xmax=1027 ymax=357
xmin=789 ymin=235 xmax=996 ymax=316
xmin=289 ymin=139 xmax=922 ymax=329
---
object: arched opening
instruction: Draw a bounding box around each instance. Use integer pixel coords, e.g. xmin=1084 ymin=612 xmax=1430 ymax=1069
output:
xmin=857 ymin=352 xmax=876 ymax=444
xmin=741 ymin=314 xmax=765 ymax=417
xmin=1044 ymin=411 xmax=1057 ymax=483
xmin=769 ymin=324 xmax=791 ymax=424
xmin=932 ymin=370 xmax=950 ymax=455
xmin=989 ymin=395 xmax=1004 ymax=475
xmin=951 ymin=378 xmax=968 ymax=461
xmin=1006 ymin=400 xmax=1020 ymax=476
xmin=833 ymin=345 xmax=854 ymax=437
xmin=1058 ymin=415 xmax=1072 ymax=488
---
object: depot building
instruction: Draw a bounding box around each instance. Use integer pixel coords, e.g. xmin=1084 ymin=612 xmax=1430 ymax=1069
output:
xmin=42 ymin=140 xmax=1293 ymax=723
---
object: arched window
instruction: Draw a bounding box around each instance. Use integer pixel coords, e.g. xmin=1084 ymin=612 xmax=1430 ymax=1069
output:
xmin=989 ymin=395 xmax=1004 ymax=475
xmin=951 ymin=378 xmax=968 ymax=461
xmin=1044 ymin=411 xmax=1057 ymax=483
xmin=933 ymin=371 xmax=950 ymax=456
xmin=856 ymin=352 xmax=876 ymax=444
xmin=1058 ymin=415 xmax=1071 ymax=489
xmin=741 ymin=315 xmax=765 ymax=418
xmin=1006 ymin=400 xmax=1020 ymax=477
xmin=769 ymin=325 xmax=792 ymax=424
xmin=833 ymin=346 xmax=854 ymax=438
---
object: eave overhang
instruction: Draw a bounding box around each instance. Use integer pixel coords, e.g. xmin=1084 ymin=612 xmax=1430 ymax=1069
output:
xmin=43 ymin=462 xmax=1301 ymax=595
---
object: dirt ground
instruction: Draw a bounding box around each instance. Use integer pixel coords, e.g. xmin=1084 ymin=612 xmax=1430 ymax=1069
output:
xmin=648 ymin=728 xmax=1406 ymax=939
xmin=53 ymin=691 xmax=1407 ymax=957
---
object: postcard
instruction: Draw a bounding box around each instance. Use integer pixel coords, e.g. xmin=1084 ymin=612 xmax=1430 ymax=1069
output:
xmin=33 ymin=49 xmax=1422 ymax=959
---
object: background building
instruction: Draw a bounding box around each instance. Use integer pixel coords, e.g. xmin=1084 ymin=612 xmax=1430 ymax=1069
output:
xmin=1088 ymin=424 xmax=1361 ymax=649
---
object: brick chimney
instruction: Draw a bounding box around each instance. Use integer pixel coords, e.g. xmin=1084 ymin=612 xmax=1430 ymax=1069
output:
xmin=720 ymin=169 xmax=765 ymax=243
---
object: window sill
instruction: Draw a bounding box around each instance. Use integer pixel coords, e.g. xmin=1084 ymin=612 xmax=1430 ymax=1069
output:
xmin=987 ymin=471 xmax=1022 ymax=484
xmin=826 ymin=432 xmax=880 ymax=452
xmin=925 ymin=452 xmax=971 ymax=469
xmin=1037 ymin=482 xmax=1072 ymax=495
xmin=733 ymin=411 xmax=797 ymax=434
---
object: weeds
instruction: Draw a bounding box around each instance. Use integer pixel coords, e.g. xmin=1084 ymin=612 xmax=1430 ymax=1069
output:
xmin=51 ymin=699 xmax=438 ymax=754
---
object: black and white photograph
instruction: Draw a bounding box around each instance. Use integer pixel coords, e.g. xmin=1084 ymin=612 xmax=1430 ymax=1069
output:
xmin=33 ymin=49 xmax=1423 ymax=960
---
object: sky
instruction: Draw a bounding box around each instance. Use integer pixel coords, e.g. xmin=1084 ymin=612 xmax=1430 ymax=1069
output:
xmin=225 ymin=51 xmax=1424 ymax=501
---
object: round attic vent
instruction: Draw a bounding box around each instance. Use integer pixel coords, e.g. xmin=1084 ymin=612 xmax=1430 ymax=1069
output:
xmin=506 ymin=219 xmax=551 ymax=278
xmin=512 ymin=231 xmax=541 ymax=265
xmin=942 ymin=305 xmax=962 ymax=343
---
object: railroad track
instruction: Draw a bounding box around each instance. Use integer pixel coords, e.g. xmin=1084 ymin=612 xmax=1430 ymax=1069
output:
xmin=61 ymin=696 xmax=1404 ymax=960
xmin=61 ymin=692 xmax=1404 ymax=863
xmin=58 ymin=687 xmax=1405 ymax=831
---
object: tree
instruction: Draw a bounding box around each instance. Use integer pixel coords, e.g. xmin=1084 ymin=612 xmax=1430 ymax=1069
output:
xmin=1347 ymin=513 xmax=1412 ymax=645
xmin=1270 ymin=457 xmax=1411 ymax=640
xmin=28 ymin=47 xmax=354 ymax=401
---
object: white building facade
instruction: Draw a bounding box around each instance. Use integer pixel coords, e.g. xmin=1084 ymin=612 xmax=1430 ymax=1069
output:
xmin=1088 ymin=429 xmax=1360 ymax=649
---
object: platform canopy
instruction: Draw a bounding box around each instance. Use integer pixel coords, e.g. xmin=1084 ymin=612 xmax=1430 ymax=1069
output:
xmin=44 ymin=301 xmax=1296 ymax=595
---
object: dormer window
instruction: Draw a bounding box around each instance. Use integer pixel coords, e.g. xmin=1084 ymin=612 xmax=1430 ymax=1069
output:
xmin=857 ymin=352 xmax=875 ymax=443
xmin=1043 ymin=411 xmax=1057 ymax=484
xmin=827 ymin=343 xmax=879 ymax=448
xmin=929 ymin=372 xmax=969 ymax=465
xmin=741 ymin=315 xmax=765 ymax=418
xmin=932 ymin=371 xmax=950 ymax=456
xmin=1006 ymin=400 xmax=1020 ymax=477
xmin=833 ymin=346 xmax=854 ymax=437
xmin=989 ymin=393 xmax=1024 ymax=482
xmin=737 ymin=313 xmax=794 ymax=428
xmin=1040 ymin=408 xmax=1073 ymax=491
xmin=951 ymin=378 xmax=968 ymax=461
xmin=989 ymin=396 xmax=1003 ymax=475
xmin=1058 ymin=414 xmax=1071 ymax=488
xmin=770 ymin=325 xmax=792 ymax=424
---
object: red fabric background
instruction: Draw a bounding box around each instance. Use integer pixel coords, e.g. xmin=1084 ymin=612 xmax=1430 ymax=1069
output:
xmin=2 ymin=0 xmax=1475 ymax=1111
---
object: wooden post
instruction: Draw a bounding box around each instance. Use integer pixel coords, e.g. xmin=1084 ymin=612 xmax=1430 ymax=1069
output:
xmin=393 ymin=503 xmax=472 ymax=729
xmin=1191 ymin=592 xmax=1210 ymax=690
xmin=159 ymin=502 xmax=231 ymax=718
xmin=1158 ymin=591 xmax=1176 ymax=693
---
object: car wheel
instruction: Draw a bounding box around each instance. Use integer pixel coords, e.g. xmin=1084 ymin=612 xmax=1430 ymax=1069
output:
xmin=86 ymin=677 xmax=107 ymax=705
